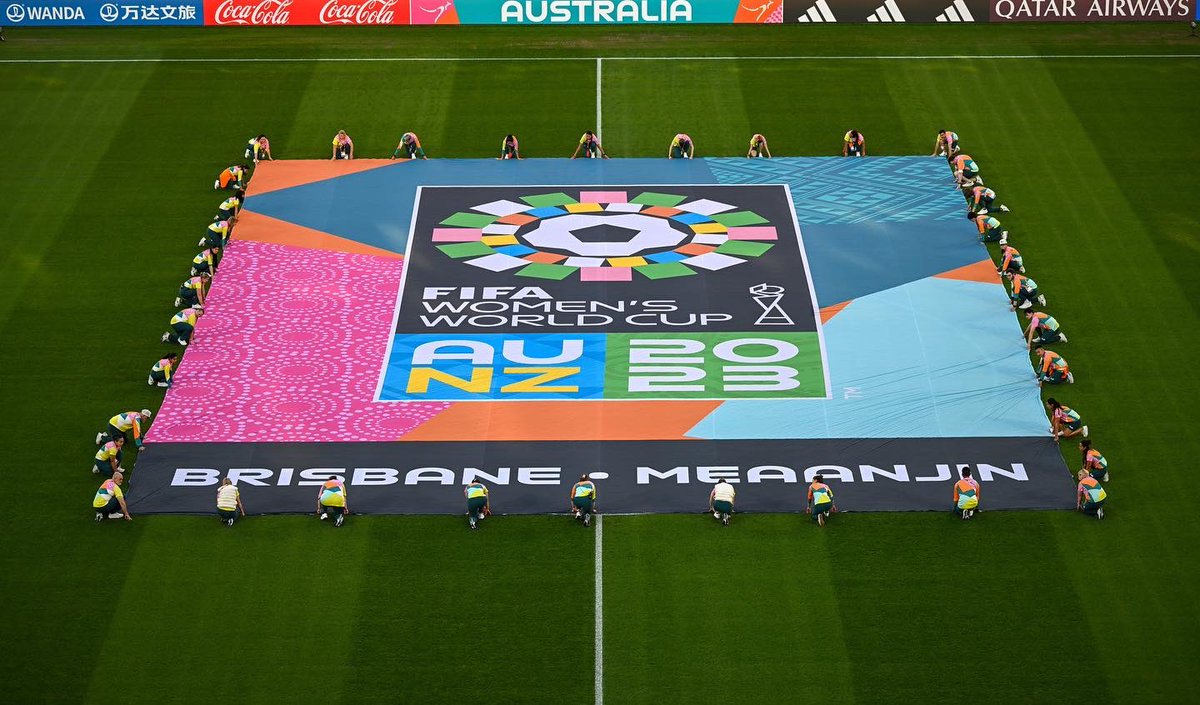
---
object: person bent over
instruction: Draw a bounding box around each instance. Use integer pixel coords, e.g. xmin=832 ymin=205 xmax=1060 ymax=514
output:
xmin=747 ymin=133 xmax=771 ymax=158
xmin=952 ymin=467 xmax=980 ymax=520
xmin=1047 ymin=398 xmax=1088 ymax=440
xmin=932 ymin=129 xmax=959 ymax=159
xmin=807 ymin=474 xmax=836 ymax=526
xmin=216 ymin=191 xmax=243 ymax=223
xmin=1034 ymin=346 xmax=1073 ymax=385
xmin=215 ymin=164 xmax=247 ymax=191
xmin=1025 ymin=310 xmax=1067 ymax=347
xmin=97 ymin=409 xmax=152 ymax=449
xmin=245 ymin=134 xmax=272 ymax=163
xmin=497 ymin=134 xmax=522 ymax=160
xmin=148 ymin=353 xmax=178 ymax=388
xmin=967 ymin=185 xmax=1009 ymax=215
xmin=216 ymin=477 xmax=245 ymax=527
xmin=709 ymin=478 xmax=736 ymax=526
xmin=317 ymin=477 xmax=348 ymax=527
xmin=331 ymin=130 xmax=354 ymax=160
xmin=465 ymin=480 xmax=490 ymax=530
xmin=392 ymin=132 xmax=427 ymax=160
xmin=571 ymin=131 xmax=608 ymax=159
xmin=191 ymin=247 xmax=221 ymax=276
xmin=570 ymin=474 xmax=597 ymax=527
xmin=968 ymin=212 xmax=1007 ymax=244
xmin=997 ymin=244 xmax=1024 ymax=275
xmin=842 ymin=130 xmax=866 ymax=157
xmin=1006 ymin=272 xmax=1045 ymax=310
xmin=175 ymin=273 xmax=211 ymax=308
xmin=93 ymin=436 xmax=124 ymax=478
xmin=1077 ymin=471 xmax=1107 ymax=520
xmin=1079 ymin=440 xmax=1109 ymax=482
xmin=93 ymin=472 xmax=132 ymax=522
xmin=668 ymin=133 xmax=694 ymax=159
xmin=161 ymin=306 xmax=204 ymax=347
xmin=952 ymin=154 xmax=981 ymax=187
xmin=201 ymin=219 xmax=231 ymax=248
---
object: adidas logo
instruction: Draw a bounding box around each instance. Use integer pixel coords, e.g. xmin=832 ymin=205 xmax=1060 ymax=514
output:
xmin=866 ymin=0 xmax=905 ymax=21
xmin=794 ymin=0 xmax=836 ymax=22
xmin=935 ymin=0 xmax=975 ymax=21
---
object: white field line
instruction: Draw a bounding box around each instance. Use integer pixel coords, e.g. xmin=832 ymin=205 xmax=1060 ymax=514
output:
xmin=595 ymin=57 xmax=603 ymax=142
xmin=1 ymin=54 xmax=1197 ymax=64
xmin=594 ymin=513 xmax=604 ymax=705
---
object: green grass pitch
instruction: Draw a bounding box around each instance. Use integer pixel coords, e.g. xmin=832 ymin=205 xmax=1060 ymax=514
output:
xmin=1 ymin=23 xmax=1198 ymax=704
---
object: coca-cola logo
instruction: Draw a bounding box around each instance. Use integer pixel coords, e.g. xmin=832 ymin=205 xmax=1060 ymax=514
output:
xmin=319 ymin=0 xmax=398 ymax=24
xmin=212 ymin=0 xmax=293 ymax=25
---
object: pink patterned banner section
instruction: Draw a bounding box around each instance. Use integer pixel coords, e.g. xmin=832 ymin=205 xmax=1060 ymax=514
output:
xmin=146 ymin=240 xmax=449 ymax=443
xmin=579 ymin=191 xmax=628 ymax=203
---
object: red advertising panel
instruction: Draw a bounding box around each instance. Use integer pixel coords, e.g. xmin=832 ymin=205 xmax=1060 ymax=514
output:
xmin=204 ymin=0 xmax=410 ymax=25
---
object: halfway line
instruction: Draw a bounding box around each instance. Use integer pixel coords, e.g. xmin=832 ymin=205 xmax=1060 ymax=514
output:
xmin=594 ymin=513 xmax=604 ymax=705
xmin=595 ymin=57 xmax=603 ymax=142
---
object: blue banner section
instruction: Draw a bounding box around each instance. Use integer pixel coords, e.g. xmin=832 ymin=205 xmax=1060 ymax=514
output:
xmin=382 ymin=333 xmax=608 ymax=400
xmin=2 ymin=0 xmax=203 ymax=25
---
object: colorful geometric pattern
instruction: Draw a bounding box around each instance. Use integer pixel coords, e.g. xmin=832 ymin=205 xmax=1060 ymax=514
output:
xmin=431 ymin=189 xmax=776 ymax=281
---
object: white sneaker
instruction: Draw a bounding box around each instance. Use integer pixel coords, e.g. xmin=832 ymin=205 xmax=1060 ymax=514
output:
xmin=174 ymin=297 xmax=181 ymax=307
xmin=1000 ymin=205 xmax=1010 ymax=212
xmin=978 ymin=208 xmax=988 ymax=215
xmin=1059 ymin=333 xmax=1068 ymax=342
xmin=157 ymin=382 xmax=169 ymax=388
xmin=108 ymin=512 xmax=124 ymax=519
xmin=226 ymin=517 xmax=234 ymax=527
xmin=999 ymin=238 xmax=1008 ymax=246
xmin=1082 ymin=425 xmax=1089 ymax=438
xmin=92 ymin=467 xmax=99 ymax=474
xmin=974 ymin=176 xmax=984 ymax=185
xmin=179 ymin=338 xmax=188 ymax=347
xmin=334 ymin=513 xmax=344 ymax=527
xmin=1019 ymin=301 xmax=1032 ymax=310
xmin=1067 ymin=372 xmax=1075 ymax=384
xmin=583 ymin=514 xmax=591 ymax=527
xmin=817 ymin=513 xmax=826 ymax=527
xmin=198 ymin=239 xmax=206 ymax=246
xmin=1038 ymin=295 xmax=1047 ymax=305
xmin=319 ymin=513 xmax=328 ymax=520
xmin=213 ymin=179 xmax=220 ymax=189
xmin=723 ymin=516 xmax=730 ymax=526
xmin=95 ymin=432 xmax=104 ymax=445
xmin=161 ymin=332 xmax=170 ymax=343
xmin=94 ymin=512 xmax=103 ymax=522
xmin=713 ymin=511 xmax=720 ymax=519
xmin=1096 ymin=507 xmax=1104 ymax=520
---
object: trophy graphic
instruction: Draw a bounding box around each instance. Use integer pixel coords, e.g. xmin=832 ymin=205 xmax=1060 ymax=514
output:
xmin=750 ymin=283 xmax=794 ymax=326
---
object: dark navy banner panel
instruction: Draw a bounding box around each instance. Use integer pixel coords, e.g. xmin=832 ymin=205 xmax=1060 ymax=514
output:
xmin=129 ymin=437 xmax=1076 ymax=514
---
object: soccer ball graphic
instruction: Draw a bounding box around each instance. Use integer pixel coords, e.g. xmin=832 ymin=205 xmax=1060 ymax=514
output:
xmin=522 ymin=213 xmax=688 ymax=258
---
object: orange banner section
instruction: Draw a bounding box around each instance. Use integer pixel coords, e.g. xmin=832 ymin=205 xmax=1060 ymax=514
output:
xmin=401 ymin=400 xmax=722 ymax=441
xmin=246 ymin=159 xmax=403 ymax=196
xmin=235 ymin=210 xmax=402 ymax=259
xmin=934 ymin=259 xmax=1000 ymax=284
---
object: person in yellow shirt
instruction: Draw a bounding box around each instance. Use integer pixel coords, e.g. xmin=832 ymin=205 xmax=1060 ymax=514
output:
xmin=216 ymin=478 xmax=246 ymax=527
xmin=807 ymin=474 xmax=837 ymax=526
xmin=569 ymin=474 xmax=597 ymax=527
xmin=93 ymin=472 xmax=132 ymax=522
xmin=331 ymin=130 xmax=354 ymax=160
xmin=93 ymin=436 xmax=124 ymax=477
xmin=571 ymin=131 xmax=608 ymax=159
xmin=464 ymin=481 xmax=490 ymax=530
xmin=317 ymin=477 xmax=348 ymax=527
xmin=747 ymin=133 xmax=771 ymax=158
xmin=708 ymin=478 xmax=736 ymax=526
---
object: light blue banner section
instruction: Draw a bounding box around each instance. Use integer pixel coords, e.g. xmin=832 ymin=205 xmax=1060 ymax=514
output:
xmin=2 ymin=1 xmax=203 ymax=25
